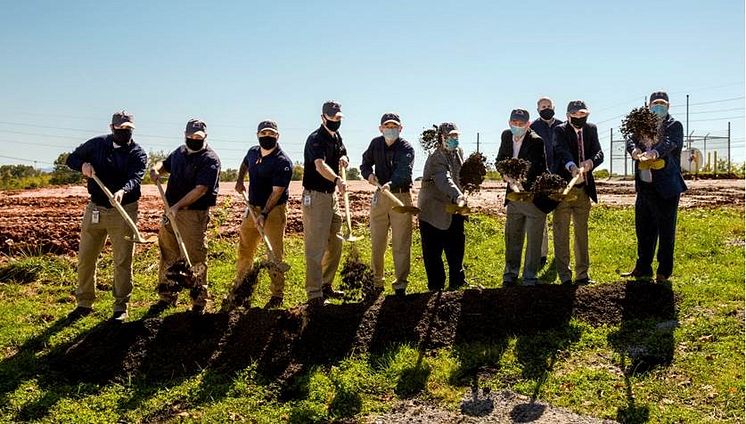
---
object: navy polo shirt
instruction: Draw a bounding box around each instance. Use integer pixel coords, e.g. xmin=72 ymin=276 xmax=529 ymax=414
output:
xmin=162 ymin=145 xmax=221 ymax=210
xmin=243 ymin=145 xmax=293 ymax=207
xmin=302 ymin=125 xmax=347 ymax=192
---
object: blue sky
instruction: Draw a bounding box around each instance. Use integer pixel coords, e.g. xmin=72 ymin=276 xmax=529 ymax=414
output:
xmin=0 ymin=0 xmax=743 ymax=176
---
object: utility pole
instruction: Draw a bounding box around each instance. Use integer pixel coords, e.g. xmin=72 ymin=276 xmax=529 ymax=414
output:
xmin=609 ymin=128 xmax=613 ymax=177
xmin=476 ymin=132 xmax=480 ymax=153
xmin=686 ymin=94 xmax=690 ymax=145
xmin=727 ymin=121 xmax=731 ymax=173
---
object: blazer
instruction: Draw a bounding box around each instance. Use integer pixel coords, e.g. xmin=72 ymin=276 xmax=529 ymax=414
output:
xmin=553 ymin=122 xmax=604 ymax=203
xmin=418 ymin=147 xmax=464 ymax=230
xmin=625 ymin=115 xmax=687 ymax=199
xmin=496 ymin=128 xmax=548 ymax=205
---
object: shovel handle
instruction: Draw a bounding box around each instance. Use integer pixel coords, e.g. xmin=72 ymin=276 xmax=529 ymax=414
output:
xmin=90 ymin=174 xmax=147 ymax=242
xmin=562 ymin=173 xmax=583 ymax=196
xmin=376 ymin=184 xmax=407 ymax=207
xmin=341 ymin=167 xmax=354 ymax=237
xmin=155 ymin=179 xmax=192 ymax=267
xmin=240 ymin=190 xmax=283 ymax=264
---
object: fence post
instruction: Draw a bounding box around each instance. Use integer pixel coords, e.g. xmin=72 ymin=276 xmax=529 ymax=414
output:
xmin=609 ymin=128 xmax=613 ymax=177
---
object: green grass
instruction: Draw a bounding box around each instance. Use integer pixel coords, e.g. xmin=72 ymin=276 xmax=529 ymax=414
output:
xmin=0 ymin=206 xmax=743 ymax=423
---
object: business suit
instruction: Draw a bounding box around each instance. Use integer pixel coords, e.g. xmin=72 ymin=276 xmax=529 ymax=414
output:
xmin=626 ymin=114 xmax=687 ymax=278
xmin=552 ymin=121 xmax=604 ymax=283
xmin=496 ymin=128 xmax=548 ymax=284
xmin=417 ymin=147 xmax=466 ymax=291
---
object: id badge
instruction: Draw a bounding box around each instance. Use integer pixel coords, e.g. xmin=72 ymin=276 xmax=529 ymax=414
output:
xmin=91 ymin=209 xmax=100 ymax=224
xmin=242 ymin=207 xmax=249 ymax=219
xmin=372 ymin=191 xmax=379 ymax=207
xmin=303 ymin=193 xmax=312 ymax=207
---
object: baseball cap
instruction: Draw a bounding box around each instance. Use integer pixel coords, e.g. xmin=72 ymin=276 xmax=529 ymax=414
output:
xmin=322 ymin=100 xmax=344 ymax=118
xmin=510 ymin=109 xmax=530 ymax=122
xmin=649 ymin=91 xmax=669 ymax=103
xmin=439 ymin=122 xmax=459 ymax=135
xmin=185 ymin=119 xmax=207 ymax=139
xmin=257 ymin=120 xmax=279 ymax=134
xmin=111 ymin=111 xmax=135 ymax=129
xmin=567 ymin=100 xmax=589 ymax=114
xmin=380 ymin=112 xmax=401 ymax=125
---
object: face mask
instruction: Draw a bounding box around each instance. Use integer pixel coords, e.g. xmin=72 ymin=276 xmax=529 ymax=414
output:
xmin=259 ymin=136 xmax=278 ymax=150
xmin=539 ymin=109 xmax=555 ymax=120
xmin=324 ymin=119 xmax=341 ymax=132
xmin=650 ymin=104 xmax=668 ymax=119
xmin=112 ymin=129 xmax=132 ymax=146
xmin=510 ymin=125 xmax=527 ymax=137
xmin=445 ymin=137 xmax=459 ymax=150
xmin=185 ymin=138 xmax=205 ymax=152
xmin=570 ymin=116 xmax=587 ymax=129
xmin=382 ymin=128 xmax=400 ymax=142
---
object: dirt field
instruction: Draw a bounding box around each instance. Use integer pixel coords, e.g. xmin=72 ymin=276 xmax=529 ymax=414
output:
xmin=1 ymin=179 xmax=743 ymax=256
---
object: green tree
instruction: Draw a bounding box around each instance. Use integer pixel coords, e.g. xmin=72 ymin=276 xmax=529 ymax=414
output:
xmin=220 ymin=168 xmax=238 ymax=182
xmin=50 ymin=152 xmax=83 ymax=185
xmin=346 ymin=167 xmax=361 ymax=180
xmin=142 ymin=150 xmax=166 ymax=184
xmin=291 ymin=162 xmax=304 ymax=181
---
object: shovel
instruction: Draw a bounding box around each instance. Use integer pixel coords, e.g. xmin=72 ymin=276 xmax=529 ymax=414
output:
xmin=239 ymin=190 xmax=291 ymax=273
xmin=547 ymin=173 xmax=583 ymax=202
xmin=505 ymin=178 xmax=534 ymax=203
xmin=376 ymin=183 xmax=419 ymax=215
xmin=155 ymin=179 xmax=198 ymax=271
xmin=340 ymin=167 xmax=359 ymax=242
xmin=90 ymin=173 xmax=156 ymax=244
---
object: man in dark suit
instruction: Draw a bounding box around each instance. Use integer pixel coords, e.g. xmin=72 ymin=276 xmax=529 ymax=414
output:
xmin=497 ymin=109 xmax=548 ymax=286
xmin=552 ymin=100 xmax=604 ymax=285
xmin=623 ymin=91 xmax=687 ymax=282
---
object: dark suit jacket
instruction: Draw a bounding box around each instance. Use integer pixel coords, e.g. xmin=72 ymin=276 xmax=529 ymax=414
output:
xmin=496 ymin=128 xmax=548 ymax=204
xmin=553 ymin=122 xmax=604 ymax=203
xmin=625 ymin=115 xmax=687 ymax=199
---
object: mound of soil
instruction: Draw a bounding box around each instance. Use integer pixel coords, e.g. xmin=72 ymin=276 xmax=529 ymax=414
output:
xmin=48 ymin=281 xmax=675 ymax=387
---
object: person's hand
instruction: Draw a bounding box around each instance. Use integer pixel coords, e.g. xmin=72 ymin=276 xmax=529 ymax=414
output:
xmin=149 ymin=167 xmax=160 ymax=182
xmin=82 ymin=162 xmax=95 ymax=178
xmin=640 ymin=150 xmax=659 ymax=161
xmin=257 ymin=214 xmax=266 ymax=229
xmin=580 ymin=159 xmax=594 ymax=173
xmin=234 ymin=180 xmax=246 ymax=194
xmin=336 ymin=177 xmax=347 ymax=195
xmin=112 ymin=189 xmax=124 ymax=205
xmin=631 ymin=148 xmax=642 ymax=160
xmin=456 ymin=195 xmax=467 ymax=208
xmin=569 ymin=164 xmax=580 ymax=177
xmin=339 ymin=156 xmax=349 ymax=169
xmin=380 ymin=182 xmax=391 ymax=192
xmin=367 ymin=174 xmax=378 ymax=186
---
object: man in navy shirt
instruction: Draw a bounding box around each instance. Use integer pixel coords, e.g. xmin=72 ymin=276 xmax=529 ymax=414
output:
xmin=530 ymin=96 xmax=563 ymax=267
xmin=302 ymin=100 xmax=349 ymax=308
xmin=150 ymin=119 xmax=221 ymax=315
xmin=231 ymin=120 xmax=293 ymax=308
xmin=360 ymin=112 xmax=415 ymax=298
xmin=65 ymin=110 xmax=147 ymax=323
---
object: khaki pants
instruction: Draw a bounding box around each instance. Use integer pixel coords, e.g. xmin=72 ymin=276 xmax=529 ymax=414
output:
xmin=235 ymin=203 xmax=287 ymax=297
xmin=158 ymin=209 xmax=210 ymax=306
xmin=76 ymin=202 xmax=137 ymax=312
xmin=369 ymin=190 xmax=412 ymax=290
xmin=504 ymin=201 xmax=546 ymax=282
xmin=302 ymin=189 xmax=343 ymax=300
xmin=552 ymin=188 xmax=591 ymax=282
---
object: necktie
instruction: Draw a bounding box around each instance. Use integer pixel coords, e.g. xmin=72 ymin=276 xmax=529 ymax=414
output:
xmin=577 ymin=130 xmax=585 ymax=163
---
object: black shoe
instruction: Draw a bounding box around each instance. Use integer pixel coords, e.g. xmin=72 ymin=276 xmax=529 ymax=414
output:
xmin=111 ymin=310 xmax=128 ymax=323
xmin=574 ymin=278 xmax=595 ymax=286
xmin=561 ymin=280 xmax=573 ymax=286
xmin=655 ymin=274 xmax=670 ymax=283
xmin=264 ymin=296 xmax=283 ymax=309
xmin=147 ymin=300 xmax=175 ymax=316
xmin=621 ymin=268 xmax=652 ymax=279
xmin=522 ymin=279 xmax=538 ymax=287
xmin=366 ymin=286 xmax=384 ymax=301
xmin=502 ymin=278 xmax=517 ymax=287
xmin=539 ymin=256 xmax=548 ymax=268
xmin=66 ymin=306 xmax=93 ymax=322
xmin=395 ymin=288 xmax=406 ymax=299
xmin=322 ymin=285 xmax=345 ymax=300
xmin=306 ymin=297 xmax=324 ymax=311
xmin=191 ymin=304 xmax=206 ymax=316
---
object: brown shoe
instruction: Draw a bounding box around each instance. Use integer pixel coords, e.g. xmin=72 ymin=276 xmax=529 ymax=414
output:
xmin=264 ymin=296 xmax=284 ymax=309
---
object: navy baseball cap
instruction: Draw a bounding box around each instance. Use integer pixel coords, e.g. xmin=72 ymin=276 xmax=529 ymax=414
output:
xmin=439 ymin=122 xmax=459 ymax=135
xmin=567 ymin=100 xmax=589 ymax=114
xmin=649 ymin=91 xmax=669 ymax=103
xmin=322 ymin=100 xmax=344 ymax=118
xmin=185 ymin=119 xmax=207 ymax=138
xmin=380 ymin=112 xmax=401 ymax=125
xmin=510 ymin=109 xmax=530 ymax=122
xmin=257 ymin=120 xmax=279 ymax=134
xmin=111 ymin=111 xmax=135 ymax=129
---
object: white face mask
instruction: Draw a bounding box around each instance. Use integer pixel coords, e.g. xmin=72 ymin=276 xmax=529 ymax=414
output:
xmin=382 ymin=128 xmax=400 ymax=142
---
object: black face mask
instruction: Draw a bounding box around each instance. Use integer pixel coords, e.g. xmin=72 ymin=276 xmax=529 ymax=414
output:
xmin=539 ymin=109 xmax=555 ymax=120
xmin=259 ymin=136 xmax=278 ymax=150
xmin=112 ymin=129 xmax=132 ymax=146
xmin=185 ymin=138 xmax=205 ymax=152
xmin=324 ymin=119 xmax=341 ymax=132
xmin=570 ymin=116 xmax=588 ymax=129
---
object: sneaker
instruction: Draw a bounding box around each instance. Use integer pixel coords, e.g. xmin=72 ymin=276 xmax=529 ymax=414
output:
xmin=66 ymin=306 xmax=93 ymax=322
xmin=264 ymin=296 xmax=284 ymax=309
xmin=395 ymin=288 xmax=406 ymax=299
xmin=146 ymin=300 xmax=175 ymax=316
xmin=621 ymin=268 xmax=653 ymax=280
xmin=111 ymin=310 xmax=128 ymax=323
xmin=191 ymin=304 xmax=206 ymax=316
xmin=322 ymin=285 xmax=345 ymax=300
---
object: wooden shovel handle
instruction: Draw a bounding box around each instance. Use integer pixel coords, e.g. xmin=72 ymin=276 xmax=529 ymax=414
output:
xmin=341 ymin=167 xmax=354 ymax=234
xmin=90 ymin=174 xmax=145 ymax=242
xmin=562 ymin=173 xmax=583 ymax=196
xmin=155 ymin=179 xmax=192 ymax=267
xmin=376 ymin=183 xmax=406 ymax=207
xmin=240 ymin=190 xmax=281 ymax=263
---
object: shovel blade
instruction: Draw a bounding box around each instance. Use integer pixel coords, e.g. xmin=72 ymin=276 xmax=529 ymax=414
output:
xmin=392 ymin=206 xmax=420 ymax=215
xmin=506 ymin=192 xmax=534 ymax=202
xmin=126 ymin=234 xmax=158 ymax=244
xmin=445 ymin=204 xmax=471 ymax=215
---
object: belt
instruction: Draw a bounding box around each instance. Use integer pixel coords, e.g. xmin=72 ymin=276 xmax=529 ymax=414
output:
xmin=387 ymin=187 xmax=410 ymax=193
xmin=307 ymin=188 xmax=335 ymax=194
